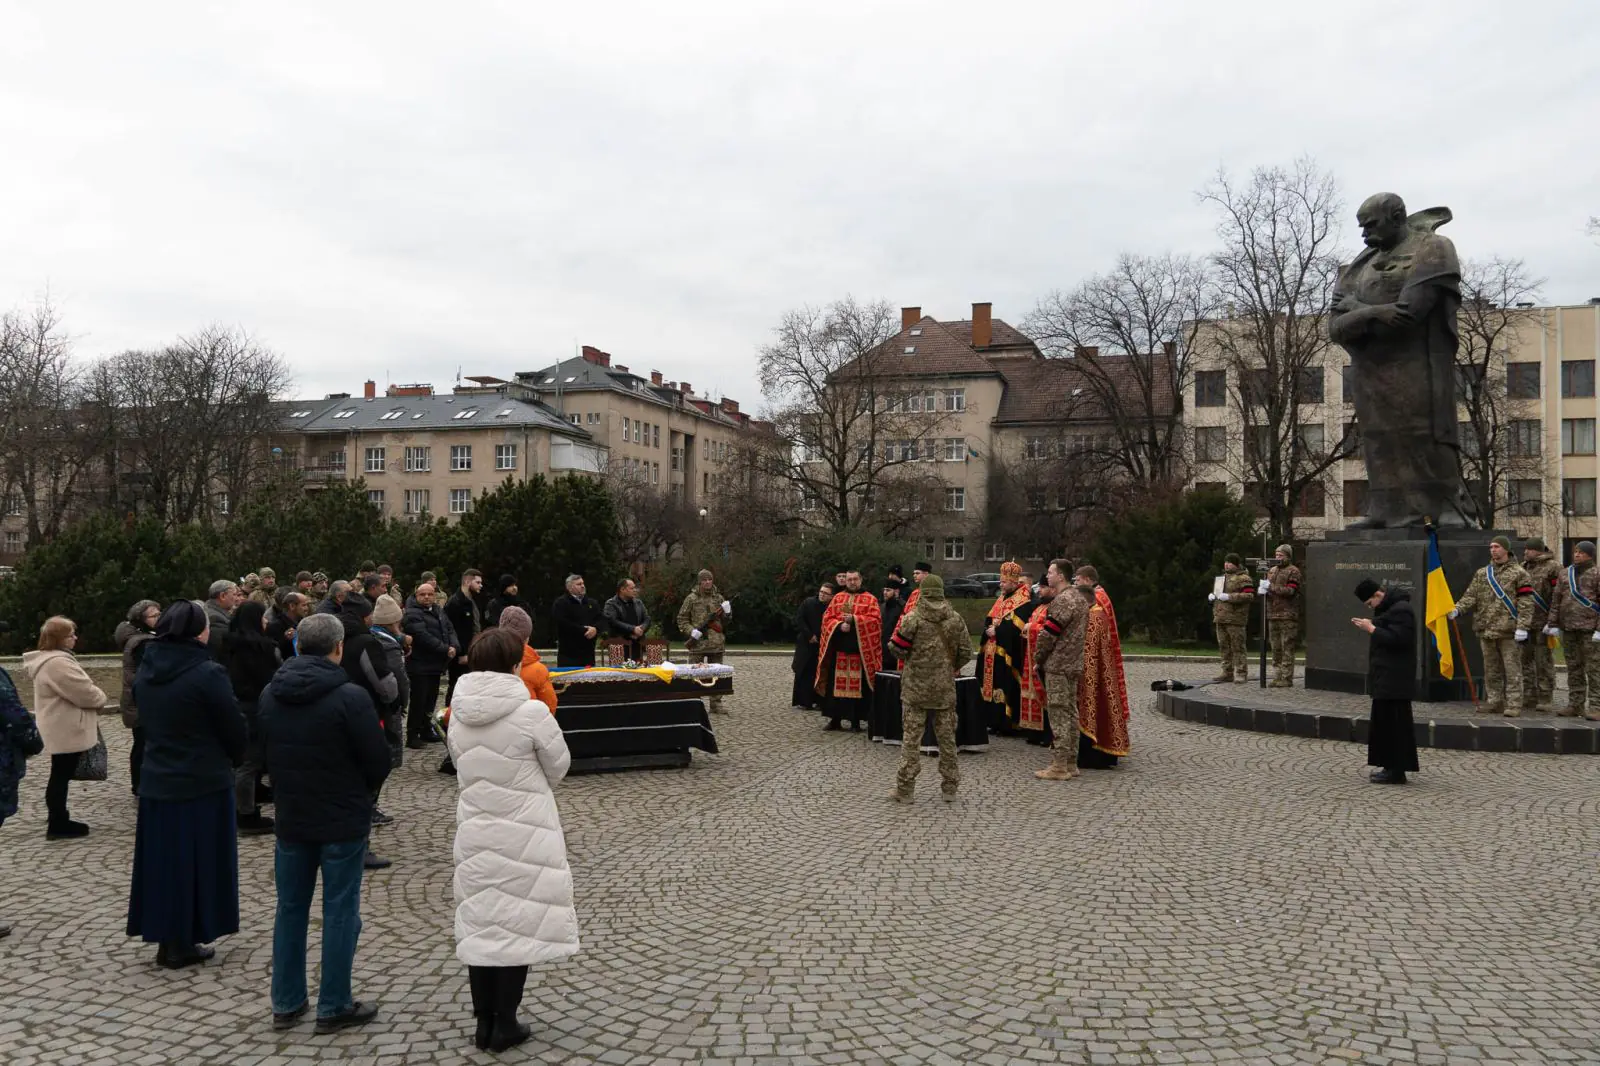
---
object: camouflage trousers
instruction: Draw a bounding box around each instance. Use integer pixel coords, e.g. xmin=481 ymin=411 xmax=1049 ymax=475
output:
xmin=1046 ymin=677 xmax=1080 ymax=757
xmin=691 ymin=650 xmax=725 ymax=712
xmin=1521 ymin=635 xmax=1556 ymax=709
xmin=1480 ymin=637 xmax=1523 ymax=714
xmin=896 ymin=704 xmax=958 ymax=795
xmin=1270 ymin=621 xmax=1298 ymax=685
xmin=1560 ymin=632 xmax=1600 ymax=713
xmin=1217 ymin=625 xmax=1248 ymax=680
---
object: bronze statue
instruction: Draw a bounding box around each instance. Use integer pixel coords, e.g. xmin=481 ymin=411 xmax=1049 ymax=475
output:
xmin=1330 ymin=193 xmax=1466 ymax=528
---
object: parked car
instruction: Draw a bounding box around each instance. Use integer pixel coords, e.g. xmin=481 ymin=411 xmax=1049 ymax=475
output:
xmin=943 ymin=577 xmax=989 ymax=599
xmin=965 ymin=572 xmax=1002 ymax=596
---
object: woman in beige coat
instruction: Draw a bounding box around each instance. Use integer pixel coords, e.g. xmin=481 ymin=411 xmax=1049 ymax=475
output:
xmin=21 ymin=616 xmax=109 ymax=838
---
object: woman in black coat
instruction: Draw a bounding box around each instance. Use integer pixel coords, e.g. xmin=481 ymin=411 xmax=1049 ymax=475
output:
xmin=1352 ymin=579 xmax=1420 ymax=784
xmin=216 ymin=600 xmax=280 ymax=832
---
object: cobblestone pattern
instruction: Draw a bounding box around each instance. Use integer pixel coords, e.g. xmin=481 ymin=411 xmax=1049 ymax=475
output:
xmin=1 ymin=657 xmax=1596 ymax=1064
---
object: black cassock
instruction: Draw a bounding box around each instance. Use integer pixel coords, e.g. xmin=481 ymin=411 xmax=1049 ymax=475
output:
xmin=791 ymin=597 xmax=827 ymax=708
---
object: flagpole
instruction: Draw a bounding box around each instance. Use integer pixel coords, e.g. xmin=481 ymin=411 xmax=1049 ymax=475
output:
xmin=1449 ymin=617 xmax=1479 ymax=708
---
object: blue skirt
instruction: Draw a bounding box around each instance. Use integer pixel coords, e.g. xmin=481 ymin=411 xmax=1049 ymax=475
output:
xmin=126 ymin=788 xmax=240 ymax=945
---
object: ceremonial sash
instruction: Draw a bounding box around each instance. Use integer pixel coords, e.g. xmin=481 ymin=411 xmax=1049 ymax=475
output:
xmin=1568 ymin=566 xmax=1597 ymax=611
xmin=1529 ymin=584 xmax=1550 ymax=614
xmin=1484 ymin=565 xmax=1515 ymax=616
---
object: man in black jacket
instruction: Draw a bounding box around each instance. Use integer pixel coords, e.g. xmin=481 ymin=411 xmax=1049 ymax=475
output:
xmin=551 ymin=574 xmax=604 ymax=667
xmin=401 ymin=582 xmax=457 ymax=748
xmin=1351 ymin=579 xmax=1420 ymax=784
xmin=602 ymin=578 xmax=650 ymax=662
xmin=791 ymin=581 xmax=833 ymax=709
xmin=337 ymin=596 xmax=399 ymax=866
xmin=260 ymin=613 xmax=390 ymax=1034
xmin=485 ymin=573 xmax=527 ymax=629
xmin=443 ymin=570 xmax=484 ymax=703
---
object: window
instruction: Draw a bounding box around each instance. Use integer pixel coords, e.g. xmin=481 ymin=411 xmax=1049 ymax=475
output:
xmin=217 ymin=493 xmax=230 ymax=516
xmin=1026 ymin=437 xmax=1046 ymax=460
xmin=703 ymin=440 xmax=710 ymax=460
xmin=1507 ymin=479 xmax=1542 ymax=517
xmin=496 ymin=407 xmax=513 ymax=418
xmin=325 ymin=450 xmax=347 ymax=471
xmin=587 ymin=412 xmax=599 ymax=424
xmin=1343 ymin=480 xmax=1368 ymax=517
xmin=942 ymin=437 xmax=964 ymax=462
xmin=1296 ymin=423 xmax=1325 ymax=456
xmin=652 ymin=462 xmax=660 ymax=485
xmin=1195 ymin=370 xmax=1226 ymax=407
xmin=449 ymin=488 xmax=473 ymax=515
xmin=1458 ymin=421 xmax=1483 ymax=460
xmin=904 ymin=346 xmax=916 ymax=355
xmin=1194 ymin=481 xmax=1227 ymax=494
xmin=451 ymin=408 xmax=479 ymax=420
xmin=495 ymin=444 xmax=518 ymax=470
xmin=653 ymin=425 xmax=661 ymax=448
xmin=2 ymin=495 xmax=20 ymax=516
xmin=1341 ymin=365 xmax=1354 ymax=403
xmin=1194 ymin=426 xmax=1226 ymax=463
xmin=404 ymin=446 xmax=431 ymax=472
xmin=634 ymin=422 xmax=642 ymax=444
xmin=703 ymin=472 xmax=710 ymax=494
xmin=379 ymin=409 xmax=403 ymax=421
xmin=622 ymin=417 xmax=631 ymax=440
xmin=1028 ymin=489 xmax=1047 ymax=511
xmin=944 ymin=537 xmax=966 ymax=561
xmin=1506 ymin=419 xmax=1541 ymax=457
xmin=1245 ymin=425 xmax=1272 ymax=465
xmin=367 ymin=489 xmax=385 ymax=511
xmin=332 ymin=408 xmax=356 ymax=419
xmin=799 ymin=489 xmax=819 ymax=512
xmin=922 ymin=540 xmax=936 ymax=561
xmin=1241 ymin=369 xmax=1272 ymax=408
xmin=1293 ymin=481 xmax=1325 ymax=517
xmin=943 ymin=388 xmax=966 ymax=412
xmin=671 ymin=447 xmax=683 ymax=472
xmin=983 ymin=542 xmax=1006 ymax=562
xmin=404 ymin=488 xmax=431 ymax=515
xmin=1562 ymin=361 xmax=1596 ymax=399
xmin=450 ymin=445 xmax=473 ymax=471
xmin=1564 ymin=479 xmax=1598 ymax=516
xmin=567 ymin=413 xmax=581 ymax=426
xmin=1297 ymin=367 xmax=1324 ymax=404
xmin=945 ymin=488 xmax=966 ymax=511
xmin=1507 ymin=362 xmax=1540 ymax=399
xmin=3 ymin=532 xmax=18 ymax=552
xmin=1562 ymin=418 xmax=1596 ymax=456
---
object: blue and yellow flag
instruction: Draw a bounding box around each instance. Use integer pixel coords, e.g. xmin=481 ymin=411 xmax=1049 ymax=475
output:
xmin=1425 ymin=530 xmax=1456 ymax=679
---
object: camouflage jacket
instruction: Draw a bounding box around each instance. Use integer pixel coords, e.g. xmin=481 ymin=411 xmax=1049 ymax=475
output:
xmin=1454 ymin=560 xmax=1534 ymax=639
xmin=248 ymin=587 xmax=277 ymax=609
xmin=889 ymin=598 xmax=973 ymax=708
xmin=1211 ymin=570 xmax=1256 ymax=626
xmin=676 ymin=586 xmax=728 ymax=653
xmin=1549 ymin=561 xmax=1600 ymax=632
xmin=1521 ymin=553 xmax=1561 ymax=627
xmin=1033 ymin=585 xmax=1089 ymax=681
xmin=1265 ymin=564 xmax=1301 ymax=622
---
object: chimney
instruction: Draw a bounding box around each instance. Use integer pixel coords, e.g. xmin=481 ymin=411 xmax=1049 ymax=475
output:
xmin=901 ymin=306 xmax=922 ymax=332
xmin=651 ymin=370 xmax=663 ymax=386
xmin=1161 ymin=341 xmax=1176 ymax=357
xmin=363 ymin=380 xmax=376 ymax=400
xmin=680 ymin=381 xmax=692 ymax=395
xmin=971 ymin=302 xmax=992 ymax=348
xmin=615 ymin=365 xmax=629 ymax=374
xmin=1073 ymin=345 xmax=1100 ymax=359
xmin=720 ymin=397 xmax=740 ymax=415
xmin=580 ymin=345 xmax=611 ymax=368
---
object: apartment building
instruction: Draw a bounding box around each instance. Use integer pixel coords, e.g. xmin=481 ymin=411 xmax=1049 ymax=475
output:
xmin=1185 ymin=301 xmax=1600 ymax=555
xmin=291 ymin=383 xmax=605 ymax=520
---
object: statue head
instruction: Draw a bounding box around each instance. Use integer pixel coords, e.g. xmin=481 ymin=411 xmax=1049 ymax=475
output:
xmin=1357 ymin=193 xmax=1408 ymax=250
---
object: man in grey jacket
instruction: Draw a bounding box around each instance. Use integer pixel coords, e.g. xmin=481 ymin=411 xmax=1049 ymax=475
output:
xmin=205 ymin=580 xmax=240 ymax=650
xmin=603 ymin=579 xmax=650 ymax=662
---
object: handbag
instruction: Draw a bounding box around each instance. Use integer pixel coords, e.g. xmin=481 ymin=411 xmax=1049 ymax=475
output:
xmin=72 ymin=727 xmax=108 ymax=782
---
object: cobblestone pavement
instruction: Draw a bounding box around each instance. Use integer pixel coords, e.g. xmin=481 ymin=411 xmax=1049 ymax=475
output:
xmin=2 ymin=656 xmax=1596 ymax=1065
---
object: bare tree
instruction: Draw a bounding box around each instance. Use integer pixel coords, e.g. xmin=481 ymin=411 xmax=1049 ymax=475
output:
xmin=1199 ymin=158 xmax=1354 ymax=543
xmin=608 ymin=457 xmax=696 ymax=566
xmin=1024 ymin=253 xmax=1213 ymax=486
xmin=758 ymin=297 xmax=955 ymax=531
xmin=985 ymin=432 xmax=1132 ymax=560
xmin=97 ymin=326 xmax=292 ymax=526
xmin=1454 ymin=257 xmax=1545 ymax=528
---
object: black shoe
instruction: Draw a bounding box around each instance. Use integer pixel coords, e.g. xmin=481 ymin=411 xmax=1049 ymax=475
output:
xmin=157 ymin=944 xmax=214 ymax=970
xmin=475 ymin=1017 xmax=494 ymax=1050
xmin=314 ymin=1001 xmax=379 ymax=1034
xmin=237 ymin=812 xmax=275 ymax=836
xmin=0 ymin=921 xmax=12 ymax=938
xmin=371 ymin=807 xmax=393 ymax=827
xmin=850 ymin=721 xmax=862 ymax=733
xmin=363 ymin=850 xmax=392 ymax=870
xmin=256 ymin=785 xmax=274 ymax=805
xmin=822 ymin=721 xmax=842 ymax=732
xmin=273 ymin=1002 xmax=309 ymax=1030
xmin=488 ymin=1021 xmax=532 ymax=1052
xmin=45 ymin=820 xmax=89 ymax=840
xmin=437 ymin=759 xmax=456 ymax=775
xmin=406 ymin=738 xmax=427 ymax=750
xmin=1369 ymin=769 xmax=1409 ymax=784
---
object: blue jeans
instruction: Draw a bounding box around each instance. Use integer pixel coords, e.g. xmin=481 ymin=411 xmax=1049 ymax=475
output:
xmin=271 ymin=836 xmax=367 ymax=1017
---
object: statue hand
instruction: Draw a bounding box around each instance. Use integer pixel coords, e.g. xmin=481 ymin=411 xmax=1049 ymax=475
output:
xmin=1331 ymin=292 xmax=1359 ymax=314
xmin=1372 ymin=304 xmax=1413 ymax=328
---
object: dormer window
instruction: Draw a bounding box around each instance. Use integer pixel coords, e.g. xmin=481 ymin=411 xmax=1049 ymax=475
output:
xmin=332 ymin=409 xmax=356 ymax=419
xmin=379 ymin=409 xmax=404 ymax=420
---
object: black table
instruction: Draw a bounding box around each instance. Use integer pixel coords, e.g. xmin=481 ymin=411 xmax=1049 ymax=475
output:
xmin=868 ymin=673 xmax=988 ymax=753
xmin=553 ymin=688 xmax=721 ymax=774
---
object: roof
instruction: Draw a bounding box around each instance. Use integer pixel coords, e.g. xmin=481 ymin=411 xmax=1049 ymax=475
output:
xmin=851 ymin=317 xmax=1004 ymax=377
xmin=515 ymin=356 xmax=761 ymax=430
xmin=993 ymin=353 xmax=1178 ymax=425
xmin=943 ymin=318 xmax=1036 ymax=352
xmin=292 ymin=394 xmax=590 ymax=437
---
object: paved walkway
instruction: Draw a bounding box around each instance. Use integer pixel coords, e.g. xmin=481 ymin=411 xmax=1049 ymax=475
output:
xmin=1 ymin=656 xmax=1595 ymax=1065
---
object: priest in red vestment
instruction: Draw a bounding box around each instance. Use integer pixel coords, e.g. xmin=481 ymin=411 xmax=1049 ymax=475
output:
xmin=1018 ymin=581 xmax=1054 ymax=745
xmin=981 ymin=561 xmax=1036 ymax=729
xmin=814 ymin=569 xmax=884 ymax=732
xmin=1074 ymin=565 xmax=1131 ymax=768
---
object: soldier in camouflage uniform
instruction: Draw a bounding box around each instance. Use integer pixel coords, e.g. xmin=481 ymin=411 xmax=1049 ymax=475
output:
xmin=1263 ymin=544 xmax=1302 ymax=688
xmin=886 ymin=574 xmax=973 ymax=803
xmin=1451 ymin=535 xmax=1535 ymax=717
xmin=677 ymin=570 xmax=731 ymax=713
xmin=248 ymin=567 xmax=278 ymax=608
xmin=1547 ymin=539 xmax=1600 ymax=720
xmin=1518 ymin=537 xmax=1560 ymax=711
xmin=1032 ymin=558 xmax=1090 ymax=781
xmin=1209 ymin=554 xmax=1257 ymax=682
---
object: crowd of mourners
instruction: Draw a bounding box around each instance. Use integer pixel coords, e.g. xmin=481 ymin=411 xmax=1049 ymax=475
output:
xmin=0 ymin=562 xmax=577 ymax=1052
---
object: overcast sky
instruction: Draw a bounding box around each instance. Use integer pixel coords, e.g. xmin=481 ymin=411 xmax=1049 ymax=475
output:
xmin=2 ymin=1 xmax=1595 ymax=409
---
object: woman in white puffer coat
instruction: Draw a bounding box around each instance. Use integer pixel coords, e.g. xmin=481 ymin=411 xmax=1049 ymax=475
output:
xmin=447 ymin=627 xmax=579 ymax=1053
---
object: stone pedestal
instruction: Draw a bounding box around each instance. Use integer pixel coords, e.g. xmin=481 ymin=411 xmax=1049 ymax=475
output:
xmin=1304 ymin=528 xmax=1499 ymax=702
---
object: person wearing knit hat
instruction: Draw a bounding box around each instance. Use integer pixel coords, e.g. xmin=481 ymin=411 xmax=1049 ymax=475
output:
xmin=249 ymin=567 xmax=278 ymax=608
xmin=1518 ymin=537 xmax=1561 ymax=711
xmin=494 ymin=606 xmax=559 ymax=713
xmin=1263 ymin=543 xmax=1303 ymax=688
xmin=369 ymin=596 xmax=409 ymax=778
xmin=1449 ymin=536 xmax=1536 ymax=716
xmin=1548 ymin=540 xmax=1600 ymax=719
xmin=1209 ymin=554 xmax=1256 ymax=683
xmin=1224 ymin=553 xmax=1242 ymax=567
xmin=1350 ymin=578 xmax=1420 ymax=784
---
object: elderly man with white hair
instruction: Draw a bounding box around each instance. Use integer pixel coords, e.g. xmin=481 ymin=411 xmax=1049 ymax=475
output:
xmin=204 ymin=580 xmax=241 ymax=651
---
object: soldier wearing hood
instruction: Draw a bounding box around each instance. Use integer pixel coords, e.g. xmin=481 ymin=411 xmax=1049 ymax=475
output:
xmin=886 ymin=575 xmax=972 ymax=803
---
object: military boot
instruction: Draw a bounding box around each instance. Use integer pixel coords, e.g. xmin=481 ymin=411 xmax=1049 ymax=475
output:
xmin=1033 ymin=749 xmax=1079 ymax=781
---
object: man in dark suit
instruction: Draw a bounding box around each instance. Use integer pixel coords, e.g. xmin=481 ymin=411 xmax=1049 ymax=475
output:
xmin=551 ymin=574 xmax=603 ymax=667
xmin=442 ymin=570 xmax=483 ymax=704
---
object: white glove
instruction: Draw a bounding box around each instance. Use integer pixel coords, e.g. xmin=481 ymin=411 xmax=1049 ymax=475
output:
xmin=690 ymin=628 xmax=703 ymax=641
xmin=1447 ymin=609 xmax=1458 ymax=620
xmin=1514 ymin=628 xmax=1529 ymax=643
xmin=1216 ymin=592 xmax=1230 ymax=601
xmin=1257 ymin=580 xmax=1270 ymax=595
xmin=1592 ymin=630 xmax=1600 ymax=643
xmin=1207 ymin=593 xmax=1217 ymax=602
xmin=1543 ymin=626 xmax=1559 ymax=637
xmin=720 ymin=600 xmax=732 ymax=615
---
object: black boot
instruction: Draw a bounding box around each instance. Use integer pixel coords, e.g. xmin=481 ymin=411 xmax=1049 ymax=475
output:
xmin=467 ymin=966 xmax=494 ymax=1050
xmin=488 ymin=966 xmax=531 ymax=1052
xmin=1369 ymin=768 xmax=1409 ymax=784
xmin=822 ymin=719 xmax=842 ymax=732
